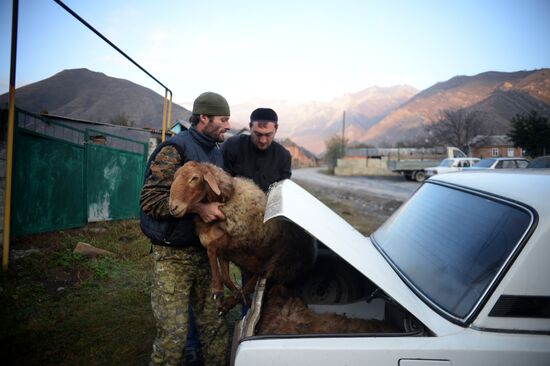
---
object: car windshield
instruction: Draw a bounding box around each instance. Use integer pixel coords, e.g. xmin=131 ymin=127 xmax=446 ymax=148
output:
xmin=473 ymin=159 xmax=496 ymax=168
xmin=372 ymin=182 xmax=532 ymax=321
xmin=438 ymin=159 xmax=453 ymax=167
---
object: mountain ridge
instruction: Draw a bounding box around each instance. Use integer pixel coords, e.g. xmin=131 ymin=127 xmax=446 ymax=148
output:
xmin=2 ymin=67 xmax=549 ymax=155
xmin=0 ymin=68 xmax=191 ymax=128
xmin=361 ymin=69 xmax=550 ymax=145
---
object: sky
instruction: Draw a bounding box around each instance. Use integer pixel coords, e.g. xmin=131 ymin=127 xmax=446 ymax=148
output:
xmin=1 ymin=0 xmax=549 ymax=107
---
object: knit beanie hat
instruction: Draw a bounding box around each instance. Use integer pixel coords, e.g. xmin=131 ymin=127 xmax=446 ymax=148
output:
xmin=250 ymin=108 xmax=278 ymax=124
xmin=192 ymin=92 xmax=230 ymax=116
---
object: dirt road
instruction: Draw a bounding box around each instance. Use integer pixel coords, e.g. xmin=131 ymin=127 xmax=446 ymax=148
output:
xmin=291 ymin=168 xmax=421 ymax=235
xmin=292 ymin=168 xmax=421 ymax=201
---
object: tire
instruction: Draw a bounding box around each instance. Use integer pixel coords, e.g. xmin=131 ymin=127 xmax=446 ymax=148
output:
xmin=404 ymin=172 xmax=413 ymax=181
xmin=413 ymin=170 xmax=426 ymax=182
xmin=297 ymin=255 xmax=366 ymax=304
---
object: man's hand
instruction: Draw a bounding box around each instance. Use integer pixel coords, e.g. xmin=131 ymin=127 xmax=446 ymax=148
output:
xmin=191 ymin=202 xmax=226 ymax=223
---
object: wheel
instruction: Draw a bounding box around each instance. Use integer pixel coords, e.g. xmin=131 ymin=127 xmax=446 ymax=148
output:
xmin=296 ymin=254 xmax=366 ymax=304
xmin=404 ymin=172 xmax=413 ymax=181
xmin=413 ymin=170 xmax=426 ymax=182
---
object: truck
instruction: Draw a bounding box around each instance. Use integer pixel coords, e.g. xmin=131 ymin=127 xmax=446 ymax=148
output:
xmin=386 ymin=146 xmax=467 ymax=182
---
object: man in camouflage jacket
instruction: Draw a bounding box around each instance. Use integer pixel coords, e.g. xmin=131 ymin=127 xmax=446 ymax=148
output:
xmin=140 ymin=92 xmax=231 ymax=366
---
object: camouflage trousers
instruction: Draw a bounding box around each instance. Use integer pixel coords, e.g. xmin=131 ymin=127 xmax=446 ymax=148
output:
xmin=149 ymin=245 xmax=229 ymax=366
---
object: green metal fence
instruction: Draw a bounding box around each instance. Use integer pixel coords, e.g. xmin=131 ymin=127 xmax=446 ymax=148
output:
xmin=85 ymin=129 xmax=147 ymax=222
xmin=11 ymin=109 xmax=147 ymax=236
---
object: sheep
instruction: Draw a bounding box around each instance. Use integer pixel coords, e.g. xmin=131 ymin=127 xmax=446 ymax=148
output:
xmin=168 ymin=161 xmax=316 ymax=312
xmin=257 ymin=285 xmax=399 ymax=335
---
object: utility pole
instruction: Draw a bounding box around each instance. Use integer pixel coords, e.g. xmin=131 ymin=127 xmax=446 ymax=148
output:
xmin=341 ymin=111 xmax=346 ymax=156
xmin=3 ymin=0 xmax=18 ymax=271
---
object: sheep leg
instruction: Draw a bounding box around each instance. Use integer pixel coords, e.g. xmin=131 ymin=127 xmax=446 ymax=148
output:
xmin=206 ymin=245 xmax=224 ymax=300
xmin=198 ymin=224 xmax=232 ymax=299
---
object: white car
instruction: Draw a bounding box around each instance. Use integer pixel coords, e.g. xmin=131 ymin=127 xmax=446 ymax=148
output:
xmin=424 ymin=157 xmax=480 ymax=177
xmin=231 ymin=171 xmax=550 ymax=366
xmin=468 ymin=157 xmax=529 ymax=169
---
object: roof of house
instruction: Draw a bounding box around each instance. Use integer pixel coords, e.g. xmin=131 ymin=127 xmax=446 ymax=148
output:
xmin=470 ymin=135 xmax=515 ymax=148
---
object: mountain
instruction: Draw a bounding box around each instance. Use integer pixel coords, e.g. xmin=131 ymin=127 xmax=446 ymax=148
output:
xmin=229 ymin=85 xmax=418 ymax=154
xmin=0 ymin=68 xmax=191 ymax=128
xmin=361 ymin=69 xmax=550 ymax=145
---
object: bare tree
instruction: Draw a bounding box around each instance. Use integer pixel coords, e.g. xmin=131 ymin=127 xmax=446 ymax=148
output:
xmin=425 ymin=108 xmax=485 ymax=150
xmin=323 ymin=134 xmax=349 ymax=173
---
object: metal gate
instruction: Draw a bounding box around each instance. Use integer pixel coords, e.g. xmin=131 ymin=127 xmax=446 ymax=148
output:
xmin=11 ymin=109 xmax=147 ymax=236
xmin=85 ymin=129 xmax=146 ymax=222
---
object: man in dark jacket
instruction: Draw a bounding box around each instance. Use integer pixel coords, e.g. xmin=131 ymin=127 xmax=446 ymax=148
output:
xmin=140 ymin=91 xmax=230 ymax=366
xmin=222 ymin=107 xmax=291 ymax=192
xmin=221 ymin=107 xmax=291 ymax=317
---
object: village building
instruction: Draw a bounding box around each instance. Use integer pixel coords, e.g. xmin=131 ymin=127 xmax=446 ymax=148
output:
xmin=469 ymin=135 xmax=523 ymax=159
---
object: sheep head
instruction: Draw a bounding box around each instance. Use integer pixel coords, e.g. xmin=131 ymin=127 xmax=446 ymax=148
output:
xmin=169 ymin=161 xmax=234 ymax=217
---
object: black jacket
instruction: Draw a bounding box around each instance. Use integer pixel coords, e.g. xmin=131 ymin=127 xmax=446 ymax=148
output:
xmin=221 ymin=134 xmax=291 ymax=192
xmin=140 ymin=128 xmax=223 ymax=247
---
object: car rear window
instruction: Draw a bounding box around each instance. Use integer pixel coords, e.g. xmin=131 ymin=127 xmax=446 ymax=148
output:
xmin=517 ymin=160 xmax=528 ymax=168
xmin=501 ymin=160 xmax=517 ymax=168
xmin=372 ymin=182 xmax=533 ymax=322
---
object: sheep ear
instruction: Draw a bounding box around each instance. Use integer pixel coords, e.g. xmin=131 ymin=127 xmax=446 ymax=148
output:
xmin=204 ymin=171 xmax=221 ymax=196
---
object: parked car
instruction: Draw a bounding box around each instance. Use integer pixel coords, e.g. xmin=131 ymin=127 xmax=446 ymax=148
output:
xmin=468 ymin=157 xmax=529 ymax=169
xmin=527 ymin=155 xmax=550 ymax=168
xmin=231 ymin=171 xmax=550 ymax=366
xmin=424 ymin=157 xmax=480 ymax=177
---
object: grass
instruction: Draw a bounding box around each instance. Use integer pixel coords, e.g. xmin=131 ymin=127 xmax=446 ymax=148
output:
xmin=0 ymin=220 xmax=157 ymax=366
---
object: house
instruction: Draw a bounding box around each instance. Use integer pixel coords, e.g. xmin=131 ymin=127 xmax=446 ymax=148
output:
xmin=170 ymin=120 xmax=192 ymax=135
xmin=469 ymin=135 xmax=523 ymax=159
xmin=279 ymin=138 xmax=319 ymax=168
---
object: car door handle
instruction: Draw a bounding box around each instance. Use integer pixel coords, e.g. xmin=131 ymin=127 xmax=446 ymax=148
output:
xmin=399 ymin=359 xmax=451 ymax=366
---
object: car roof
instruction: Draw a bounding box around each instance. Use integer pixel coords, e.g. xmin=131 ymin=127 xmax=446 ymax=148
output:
xmin=481 ymin=157 xmax=528 ymax=161
xmin=429 ymin=169 xmax=548 ymax=208
xmin=530 ymin=155 xmax=550 ymax=161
